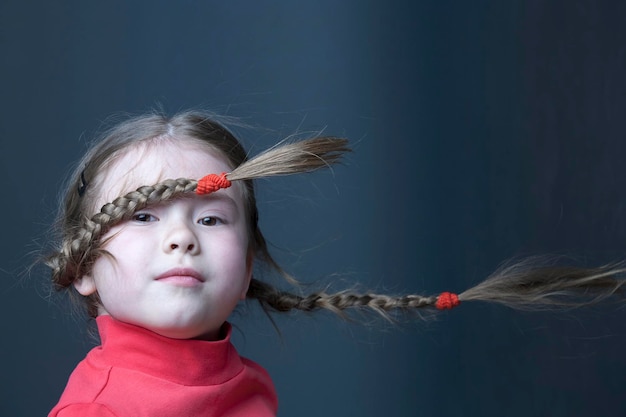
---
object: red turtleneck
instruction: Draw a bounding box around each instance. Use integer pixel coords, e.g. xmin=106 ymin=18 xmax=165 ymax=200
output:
xmin=49 ymin=316 xmax=277 ymax=417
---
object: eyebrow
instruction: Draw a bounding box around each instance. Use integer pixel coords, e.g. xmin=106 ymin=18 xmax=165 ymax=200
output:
xmin=133 ymin=192 xmax=242 ymax=219
xmin=195 ymin=192 xmax=242 ymax=215
xmin=198 ymin=192 xmax=238 ymax=208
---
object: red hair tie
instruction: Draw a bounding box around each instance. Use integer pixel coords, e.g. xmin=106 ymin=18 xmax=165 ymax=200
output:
xmin=196 ymin=173 xmax=232 ymax=195
xmin=435 ymin=292 xmax=460 ymax=310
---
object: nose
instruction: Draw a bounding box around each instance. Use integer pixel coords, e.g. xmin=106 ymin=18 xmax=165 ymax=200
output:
xmin=163 ymin=222 xmax=200 ymax=255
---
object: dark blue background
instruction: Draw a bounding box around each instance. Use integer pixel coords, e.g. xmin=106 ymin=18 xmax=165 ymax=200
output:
xmin=1 ymin=1 xmax=625 ymax=416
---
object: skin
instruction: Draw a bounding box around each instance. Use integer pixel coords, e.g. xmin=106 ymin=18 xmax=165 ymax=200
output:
xmin=73 ymin=138 xmax=253 ymax=340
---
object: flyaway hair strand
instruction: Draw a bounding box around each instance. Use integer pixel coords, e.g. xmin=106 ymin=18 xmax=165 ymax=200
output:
xmin=228 ymin=137 xmax=350 ymax=181
xmin=459 ymin=258 xmax=626 ymax=310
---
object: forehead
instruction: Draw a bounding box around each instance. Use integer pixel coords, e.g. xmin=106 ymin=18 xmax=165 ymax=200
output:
xmin=92 ymin=137 xmax=239 ymax=212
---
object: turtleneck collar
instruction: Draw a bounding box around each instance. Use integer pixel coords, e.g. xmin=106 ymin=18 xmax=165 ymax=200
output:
xmin=94 ymin=316 xmax=244 ymax=386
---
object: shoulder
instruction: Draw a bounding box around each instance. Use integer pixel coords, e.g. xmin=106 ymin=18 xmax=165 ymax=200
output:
xmin=56 ymin=356 xmax=113 ymax=402
xmin=48 ymin=355 xmax=115 ymax=416
xmin=240 ymin=355 xmax=273 ymax=379
xmin=235 ymin=356 xmax=278 ymax=413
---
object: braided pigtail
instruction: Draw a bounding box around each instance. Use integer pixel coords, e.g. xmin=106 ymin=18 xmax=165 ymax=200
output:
xmin=246 ymin=259 xmax=626 ymax=319
xmin=49 ymin=179 xmax=198 ymax=288
xmin=48 ymin=134 xmax=351 ymax=295
xmin=247 ymin=279 xmax=436 ymax=319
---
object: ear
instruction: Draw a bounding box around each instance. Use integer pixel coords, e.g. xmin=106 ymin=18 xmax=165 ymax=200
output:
xmin=73 ymin=275 xmax=97 ymax=296
xmin=240 ymin=252 xmax=254 ymax=300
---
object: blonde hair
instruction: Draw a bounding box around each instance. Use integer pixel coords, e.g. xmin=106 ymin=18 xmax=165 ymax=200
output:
xmin=47 ymin=111 xmax=626 ymax=319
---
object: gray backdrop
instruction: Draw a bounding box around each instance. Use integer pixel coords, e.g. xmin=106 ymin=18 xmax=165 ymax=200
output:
xmin=1 ymin=1 xmax=625 ymax=416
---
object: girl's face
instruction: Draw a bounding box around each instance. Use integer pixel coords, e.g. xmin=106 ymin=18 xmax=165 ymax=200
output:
xmin=73 ymin=138 xmax=253 ymax=340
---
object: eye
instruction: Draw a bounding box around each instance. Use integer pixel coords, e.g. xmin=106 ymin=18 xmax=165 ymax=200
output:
xmin=198 ymin=216 xmax=221 ymax=226
xmin=132 ymin=213 xmax=158 ymax=222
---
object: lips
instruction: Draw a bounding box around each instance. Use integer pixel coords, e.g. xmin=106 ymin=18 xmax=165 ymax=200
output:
xmin=155 ymin=268 xmax=206 ymax=286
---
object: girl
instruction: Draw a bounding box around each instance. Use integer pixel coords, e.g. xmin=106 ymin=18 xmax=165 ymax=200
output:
xmin=47 ymin=111 xmax=625 ymax=416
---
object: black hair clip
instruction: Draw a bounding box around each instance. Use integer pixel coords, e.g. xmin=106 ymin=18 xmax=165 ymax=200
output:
xmin=78 ymin=169 xmax=88 ymax=197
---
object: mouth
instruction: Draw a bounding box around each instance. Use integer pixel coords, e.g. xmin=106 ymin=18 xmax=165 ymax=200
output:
xmin=155 ymin=268 xmax=206 ymax=287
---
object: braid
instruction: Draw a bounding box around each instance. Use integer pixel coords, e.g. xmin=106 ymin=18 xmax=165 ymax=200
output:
xmin=248 ymin=279 xmax=439 ymax=318
xmin=49 ymin=178 xmax=198 ymax=287
xmin=247 ymin=258 xmax=626 ymax=321
xmin=49 ymin=135 xmax=351 ymax=291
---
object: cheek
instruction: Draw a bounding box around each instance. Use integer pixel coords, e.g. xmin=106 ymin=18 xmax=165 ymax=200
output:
xmin=91 ymin=254 xmax=127 ymax=294
xmin=91 ymin=232 xmax=147 ymax=289
xmin=89 ymin=256 xmax=121 ymax=311
xmin=210 ymin=231 xmax=251 ymax=284
xmin=215 ymin=234 xmax=249 ymax=272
